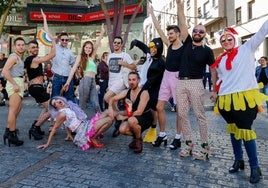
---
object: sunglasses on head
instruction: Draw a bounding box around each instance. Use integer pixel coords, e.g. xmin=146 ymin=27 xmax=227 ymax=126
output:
xmin=192 ymin=29 xmax=205 ymax=34
xmin=61 ymin=39 xmax=69 ymax=42
xmin=113 ymin=41 xmax=121 ymax=45
xmin=221 ymin=38 xmax=233 ymax=43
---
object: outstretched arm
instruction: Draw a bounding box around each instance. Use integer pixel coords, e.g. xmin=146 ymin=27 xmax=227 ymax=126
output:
xmin=147 ymin=5 xmax=169 ymax=46
xmin=129 ymin=39 xmax=149 ymax=54
xmin=177 ymin=0 xmax=189 ymax=41
xmin=63 ymin=55 xmax=81 ymax=91
xmin=31 ymin=9 xmax=56 ymax=66
xmin=37 ymin=112 xmax=66 ymax=149
xmin=92 ymin=23 xmax=105 ymax=58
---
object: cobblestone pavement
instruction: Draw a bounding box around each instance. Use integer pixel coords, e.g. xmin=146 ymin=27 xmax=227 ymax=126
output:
xmin=0 ymin=94 xmax=268 ymax=188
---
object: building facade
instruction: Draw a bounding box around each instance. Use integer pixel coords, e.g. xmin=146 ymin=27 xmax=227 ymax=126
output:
xmin=145 ymin=0 xmax=268 ymax=59
xmin=0 ymin=0 xmax=146 ymax=57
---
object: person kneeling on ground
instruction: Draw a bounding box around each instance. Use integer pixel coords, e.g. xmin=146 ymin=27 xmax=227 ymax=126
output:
xmin=108 ymin=71 xmax=153 ymax=153
xmin=37 ymin=96 xmax=114 ymax=150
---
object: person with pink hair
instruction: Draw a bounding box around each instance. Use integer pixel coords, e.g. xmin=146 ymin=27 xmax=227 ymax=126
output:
xmin=210 ymin=19 xmax=268 ymax=183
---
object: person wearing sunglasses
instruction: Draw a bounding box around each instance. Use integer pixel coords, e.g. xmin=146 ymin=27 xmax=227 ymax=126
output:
xmin=210 ymin=18 xmax=268 ymax=184
xmin=176 ymin=0 xmax=215 ymax=160
xmin=51 ymin=31 xmax=75 ymax=101
xmin=104 ymin=36 xmax=136 ymax=137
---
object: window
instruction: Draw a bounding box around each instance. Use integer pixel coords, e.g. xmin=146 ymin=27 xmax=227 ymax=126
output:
xmin=203 ymin=1 xmax=210 ymax=18
xmin=212 ymin=0 xmax=218 ymax=7
xmin=198 ymin=7 xmax=202 ymax=18
xmin=248 ymin=0 xmax=255 ymax=20
xmin=236 ymin=7 xmax=241 ymax=24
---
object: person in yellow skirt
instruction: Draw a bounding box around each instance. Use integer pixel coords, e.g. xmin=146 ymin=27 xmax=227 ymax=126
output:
xmin=210 ymin=20 xmax=268 ymax=183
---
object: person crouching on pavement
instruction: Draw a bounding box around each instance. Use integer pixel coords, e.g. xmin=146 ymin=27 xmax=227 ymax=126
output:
xmin=37 ymin=96 xmax=114 ymax=150
xmin=210 ymin=20 xmax=268 ymax=183
xmin=108 ymin=71 xmax=153 ymax=153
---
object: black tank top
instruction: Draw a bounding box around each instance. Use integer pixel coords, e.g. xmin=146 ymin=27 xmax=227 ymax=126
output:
xmin=165 ymin=45 xmax=182 ymax=72
xmin=126 ymin=88 xmax=150 ymax=112
xmin=24 ymin=55 xmax=44 ymax=81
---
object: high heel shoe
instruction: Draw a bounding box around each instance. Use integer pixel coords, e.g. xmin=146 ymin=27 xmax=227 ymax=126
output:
xmin=32 ymin=120 xmax=45 ymax=135
xmin=29 ymin=125 xmax=43 ymax=140
xmin=3 ymin=128 xmax=9 ymax=145
xmin=90 ymin=138 xmax=104 ymax=148
xmin=169 ymin=138 xmax=181 ymax=150
xmin=179 ymin=140 xmax=194 ymax=157
xmin=229 ymin=160 xmax=245 ymax=173
xmin=152 ymin=135 xmax=167 ymax=147
xmin=8 ymin=131 xmax=24 ymax=147
xmin=193 ymin=143 xmax=210 ymax=160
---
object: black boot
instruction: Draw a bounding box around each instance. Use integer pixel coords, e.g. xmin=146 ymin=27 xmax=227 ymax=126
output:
xmin=229 ymin=160 xmax=245 ymax=173
xmin=8 ymin=130 xmax=24 ymax=147
xmin=29 ymin=125 xmax=43 ymax=140
xmin=250 ymin=167 xmax=262 ymax=183
xmin=32 ymin=120 xmax=45 ymax=135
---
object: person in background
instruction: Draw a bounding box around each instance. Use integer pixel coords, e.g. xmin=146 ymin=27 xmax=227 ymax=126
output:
xmin=203 ymin=64 xmax=212 ymax=91
xmin=2 ymin=37 xmax=26 ymax=146
xmin=63 ymin=24 xmax=105 ymax=119
xmin=44 ymin=63 xmax=53 ymax=81
xmin=0 ymin=52 xmax=8 ymax=87
xmin=97 ymin=52 xmax=109 ymax=111
xmin=51 ymin=32 xmax=75 ymax=101
xmin=211 ymin=19 xmax=268 ymax=183
xmin=255 ymin=56 xmax=268 ymax=112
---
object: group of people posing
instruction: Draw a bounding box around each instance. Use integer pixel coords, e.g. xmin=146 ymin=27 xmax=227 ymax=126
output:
xmin=2 ymin=0 xmax=268 ymax=184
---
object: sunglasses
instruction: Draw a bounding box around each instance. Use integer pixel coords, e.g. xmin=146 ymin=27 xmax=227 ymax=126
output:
xmin=61 ymin=39 xmax=69 ymax=42
xmin=113 ymin=41 xmax=121 ymax=45
xmin=221 ymin=38 xmax=233 ymax=43
xmin=192 ymin=29 xmax=205 ymax=34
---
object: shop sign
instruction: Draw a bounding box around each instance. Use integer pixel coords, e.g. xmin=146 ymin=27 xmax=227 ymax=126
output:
xmin=2 ymin=13 xmax=28 ymax=26
xmin=29 ymin=4 xmax=143 ymax=22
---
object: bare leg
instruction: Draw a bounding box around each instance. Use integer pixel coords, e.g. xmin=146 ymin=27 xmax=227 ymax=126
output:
xmin=7 ymin=94 xmax=22 ymax=131
xmin=156 ymin=100 xmax=167 ymax=133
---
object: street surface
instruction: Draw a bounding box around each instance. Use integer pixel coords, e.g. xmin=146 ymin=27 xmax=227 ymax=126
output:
xmin=0 ymin=93 xmax=267 ymax=188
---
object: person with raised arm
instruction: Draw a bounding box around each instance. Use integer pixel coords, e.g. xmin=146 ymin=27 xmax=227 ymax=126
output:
xmin=147 ymin=4 xmax=182 ymax=150
xmin=24 ymin=9 xmax=56 ymax=140
xmin=63 ymin=24 xmax=105 ymax=119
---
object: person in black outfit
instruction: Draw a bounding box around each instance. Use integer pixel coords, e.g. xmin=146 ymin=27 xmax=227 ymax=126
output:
xmin=108 ymin=72 xmax=153 ymax=153
xmin=129 ymin=38 xmax=165 ymax=142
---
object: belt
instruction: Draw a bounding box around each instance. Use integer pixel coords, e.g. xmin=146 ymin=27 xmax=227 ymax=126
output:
xmin=179 ymin=77 xmax=191 ymax=80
